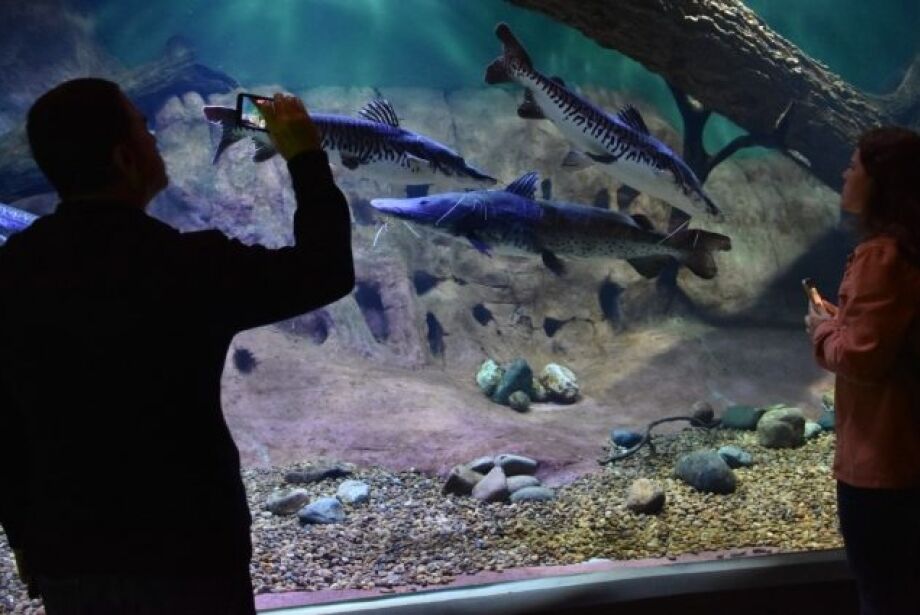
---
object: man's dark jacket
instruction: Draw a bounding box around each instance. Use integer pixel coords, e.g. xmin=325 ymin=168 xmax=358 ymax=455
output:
xmin=0 ymin=151 xmax=354 ymax=574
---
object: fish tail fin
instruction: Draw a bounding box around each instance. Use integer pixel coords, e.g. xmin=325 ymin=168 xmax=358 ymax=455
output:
xmin=485 ymin=23 xmax=532 ymax=84
xmin=203 ymin=105 xmax=243 ymax=164
xmin=627 ymin=256 xmax=674 ymax=279
xmin=669 ymin=230 xmax=732 ymax=279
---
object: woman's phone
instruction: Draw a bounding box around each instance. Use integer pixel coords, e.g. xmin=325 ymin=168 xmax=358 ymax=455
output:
xmin=802 ymin=277 xmax=823 ymax=308
xmin=236 ymin=93 xmax=273 ymax=132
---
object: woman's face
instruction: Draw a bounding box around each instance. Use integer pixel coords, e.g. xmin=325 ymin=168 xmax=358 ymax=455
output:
xmin=841 ymin=148 xmax=872 ymax=214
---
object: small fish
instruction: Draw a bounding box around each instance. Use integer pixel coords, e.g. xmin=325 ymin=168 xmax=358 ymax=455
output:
xmin=203 ymin=99 xmax=496 ymax=189
xmin=485 ymin=23 xmax=722 ymax=220
xmin=370 ymin=172 xmax=731 ymax=280
xmin=0 ymin=203 xmax=38 ymax=245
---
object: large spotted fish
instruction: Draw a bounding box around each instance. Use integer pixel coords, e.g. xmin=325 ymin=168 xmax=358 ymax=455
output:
xmin=370 ymin=172 xmax=731 ymax=280
xmin=203 ymin=99 xmax=495 ymax=189
xmin=485 ymin=23 xmax=722 ymax=220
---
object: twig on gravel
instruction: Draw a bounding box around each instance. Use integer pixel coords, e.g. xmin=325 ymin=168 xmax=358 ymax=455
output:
xmin=598 ymin=415 xmax=721 ymax=465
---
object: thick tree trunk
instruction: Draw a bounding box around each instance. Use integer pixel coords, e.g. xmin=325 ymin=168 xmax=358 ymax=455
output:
xmin=506 ymin=0 xmax=920 ymax=192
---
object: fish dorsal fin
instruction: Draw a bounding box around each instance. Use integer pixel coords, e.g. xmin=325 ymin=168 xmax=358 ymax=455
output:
xmin=617 ymin=104 xmax=650 ymax=135
xmin=358 ymin=99 xmax=400 ymax=127
xmin=550 ymin=75 xmax=567 ymax=87
xmin=504 ymin=171 xmax=539 ymax=199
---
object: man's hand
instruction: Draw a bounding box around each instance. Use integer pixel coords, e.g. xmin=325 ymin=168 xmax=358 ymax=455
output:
xmin=256 ymin=93 xmax=322 ymax=161
xmin=805 ymin=297 xmax=835 ymax=337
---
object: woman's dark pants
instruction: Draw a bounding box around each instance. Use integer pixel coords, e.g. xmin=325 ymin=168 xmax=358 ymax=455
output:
xmin=837 ymin=481 xmax=920 ymax=615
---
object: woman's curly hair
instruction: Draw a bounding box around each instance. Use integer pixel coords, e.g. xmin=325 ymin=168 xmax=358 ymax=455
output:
xmin=857 ymin=126 xmax=920 ymax=265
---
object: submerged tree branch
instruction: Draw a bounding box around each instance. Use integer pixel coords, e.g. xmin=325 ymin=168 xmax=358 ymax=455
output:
xmin=506 ymin=0 xmax=915 ymax=192
xmin=598 ymin=414 xmax=721 ymax=465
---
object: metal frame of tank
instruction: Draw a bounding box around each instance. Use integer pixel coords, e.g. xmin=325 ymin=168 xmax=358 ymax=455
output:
xmin=261 ymin=548 xmax=855 ymax=614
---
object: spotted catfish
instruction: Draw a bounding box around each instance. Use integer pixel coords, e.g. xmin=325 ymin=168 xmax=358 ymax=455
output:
xmin=370 ymin=172 xmax=731 ymax=280
xmin=485 ymin=23 xmax=722 ymax=220
xmin=203 ymin=99 xmax=495 ymax=189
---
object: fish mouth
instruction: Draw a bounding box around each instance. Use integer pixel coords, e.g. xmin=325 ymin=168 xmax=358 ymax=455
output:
xmin=369 ymin=198 xmax=421 ymax=221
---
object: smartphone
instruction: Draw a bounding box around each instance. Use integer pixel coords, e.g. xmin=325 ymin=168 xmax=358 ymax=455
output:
xmin=802 ymin=277 xmax=823 ymax=308
xmin=236 ymin=93 xmax=273 ymax=132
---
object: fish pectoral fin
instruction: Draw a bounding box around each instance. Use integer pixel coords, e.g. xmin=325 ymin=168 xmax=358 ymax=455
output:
xmin=517 ymin=90 xmax=546 ymax=120
xmin=252 ymin=142 xmax=278 ymax=163
xmin=405 ymin=154 xmax=428 ymax=172
xmin=561 ymin=150 xmax=593 ymax=170
xmin=466 ymin=234 xmax=493 ymax=257
xmin=585 ymin=152 xmax=617 ymax=164
xmin=340 ymin=154 xmax=365 ymax=170
xmin=626 ymin=256 xmax=674 ymax=279
xmin=540 ymin=250 xmax=566 ymax=276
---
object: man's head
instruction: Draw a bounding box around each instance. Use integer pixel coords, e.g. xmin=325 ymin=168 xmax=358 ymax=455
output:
xmin=26 ymin=78 xmax=167 ymax=206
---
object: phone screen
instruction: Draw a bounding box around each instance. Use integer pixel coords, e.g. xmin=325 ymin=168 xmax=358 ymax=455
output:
xmin=237 ymin=94 xmax=271 ymax=132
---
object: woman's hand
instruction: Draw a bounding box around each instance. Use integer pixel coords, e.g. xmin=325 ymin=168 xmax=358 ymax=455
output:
xmin=256 ymin=93 xmax=322 ymax=161
xmin=805 ymin=298 xmax=835 ymax=336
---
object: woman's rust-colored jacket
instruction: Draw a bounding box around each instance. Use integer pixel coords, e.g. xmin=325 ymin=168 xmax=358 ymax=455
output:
xmin=812 ymin=235 xmax=920 ymax=488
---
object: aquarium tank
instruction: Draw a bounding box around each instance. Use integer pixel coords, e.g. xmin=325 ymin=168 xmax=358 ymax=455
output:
xmin=1 ymin=0 xmax=918 ymax=612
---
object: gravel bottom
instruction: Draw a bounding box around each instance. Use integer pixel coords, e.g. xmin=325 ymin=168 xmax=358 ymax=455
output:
xmin=0 ymin=428 xmax=842 ymax=613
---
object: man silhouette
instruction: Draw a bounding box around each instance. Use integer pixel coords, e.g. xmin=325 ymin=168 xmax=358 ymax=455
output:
xmin=0 ymin=79 xmax=354 ymax=614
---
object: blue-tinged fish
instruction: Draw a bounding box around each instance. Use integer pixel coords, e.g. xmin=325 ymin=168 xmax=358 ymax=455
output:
xmin=203 ymin=99 xmax=496 ymax=189
xmin=485 ymin=23 xmax=722 ymax=220
xmin=0 ymin=203 xmax=38 ymax=245
xmin=370 ymin=172 xmax=731 ymax=280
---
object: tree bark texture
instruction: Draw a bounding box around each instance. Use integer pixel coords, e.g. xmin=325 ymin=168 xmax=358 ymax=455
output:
xmin=506 ymin=0 xmax=920 ymax=192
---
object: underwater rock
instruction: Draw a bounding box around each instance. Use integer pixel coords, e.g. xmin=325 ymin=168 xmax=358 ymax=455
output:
xmin=818 ymin=409 xmax=836 ymax=432
xmin=496 ymin=453 xmax=538 ymax=477
xmin=720 ymin=405 xmax=766 ymax=430
xmin=675 ymin=450 xmax=737 ymax=494
xmin=475 ymin=359 xmax=504 ymax=397
xmin=804 ymin=421 xmax=823 ymax=440
xmin=468 ymin=456 xmax=496 ymax=474
xmin=285 ymin=464 xmax=352 ymax=485
xmin=539 ymin=363 xmax=580 ymax=404
xmin=508 ymin=391 xmax=531 ymax=413
xmin=442 ymin=465 xmax=484 ymax=496
xmin=265 ymin=489 xmax=311 ymax=516
xmin=471 ymin=466 xmax=509 ymax=503
xmin=611 ymin=429 xmax=643 ymax=448
xmin=717 ymin=446 xmax=754 ymax=469
xmin=510 ymin=486 xmax=555 ymax=503
xmin=531 ymin=378 xmax=549 ymax=402
xmin=491 ymin=358 xmax=533 ymax=405
xmin=336 ymin=480 xmax=370 ymax=504
xmin=821 ymin=390 xmax=835 ymax=412
xmin=626 ymin=478 xmax=666 ymax=515
xmin=507 ymin=475 xmax=541 ymax=494
xmin=298 ymin=497 xmax=346 ymax=525
xmin=757 ymin=408 xmax=806 ymax=449
xmin=690 ymin=401 xmax=715 ymax=425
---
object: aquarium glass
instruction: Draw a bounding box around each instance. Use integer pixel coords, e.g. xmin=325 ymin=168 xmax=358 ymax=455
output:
xmin=1 ymin=0 xmax=918 ymax=611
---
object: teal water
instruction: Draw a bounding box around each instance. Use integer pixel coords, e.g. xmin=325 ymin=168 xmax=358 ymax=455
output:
xmin=76 ymin=0 xmax=919 ymax=152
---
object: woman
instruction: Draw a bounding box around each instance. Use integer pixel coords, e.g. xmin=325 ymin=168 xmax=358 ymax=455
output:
xmin=806 ymin=126 xmax=920 ymax=615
